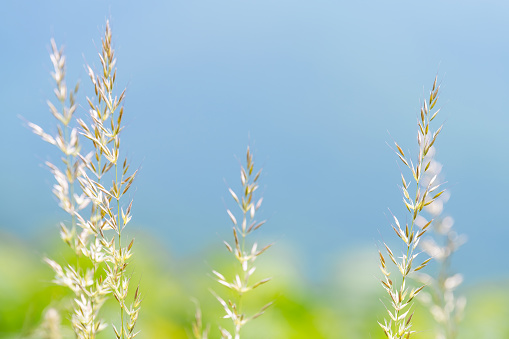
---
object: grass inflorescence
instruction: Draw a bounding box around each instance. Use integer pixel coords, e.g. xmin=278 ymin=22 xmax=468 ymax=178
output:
xmin=30 ymin=21 xmax=140 ymax=339
xmin=209 ymin=147 xmax=272 ymax=339
xmin=378 ymin=77 xmax=444 ymax=338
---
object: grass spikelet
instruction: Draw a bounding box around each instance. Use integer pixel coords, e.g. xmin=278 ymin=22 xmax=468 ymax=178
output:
xmin=212 ymin=147 xmax=272 ymax=339
xmin=379 ymin=77 xmax=444 ymax=338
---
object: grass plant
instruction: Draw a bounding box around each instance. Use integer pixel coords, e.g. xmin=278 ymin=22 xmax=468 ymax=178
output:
xmin=78 ymin=20 xmax=141 ymax=339
xmin=23 ymin=17 xmax=474 ymax=339
xmin=208 ymin=147 xmax=273 ymax=339
xmin=28 ymin=37 xmax=106 ymax=338
xmin=29 ymin=21 xmax=140 ymax=339
xmin=378 ymin=77 xmax=444 ymax=338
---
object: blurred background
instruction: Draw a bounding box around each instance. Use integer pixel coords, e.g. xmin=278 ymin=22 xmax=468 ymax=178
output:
xmin=1 ymin=0 xmax=509 ymax=338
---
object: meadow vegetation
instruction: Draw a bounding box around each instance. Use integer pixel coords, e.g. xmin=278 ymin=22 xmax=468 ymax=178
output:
xmin=2 ymin=18 xmax=505 ymax=339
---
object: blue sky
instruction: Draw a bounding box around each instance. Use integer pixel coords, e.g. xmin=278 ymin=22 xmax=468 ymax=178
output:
xmin=1 ymin=0 xmax=508 ymax=284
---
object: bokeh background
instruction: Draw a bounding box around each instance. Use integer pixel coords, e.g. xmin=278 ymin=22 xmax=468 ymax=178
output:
xmin=1 ymin=0 xmax=509 ymax=338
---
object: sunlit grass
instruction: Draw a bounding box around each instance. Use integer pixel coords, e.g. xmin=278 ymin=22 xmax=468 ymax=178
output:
xmin=4 ymin=14 xmax=508 ymax=339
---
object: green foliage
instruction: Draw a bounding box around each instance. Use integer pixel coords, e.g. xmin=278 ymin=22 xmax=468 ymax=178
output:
xmin=2 ymin=231 xmax=509 ymax=338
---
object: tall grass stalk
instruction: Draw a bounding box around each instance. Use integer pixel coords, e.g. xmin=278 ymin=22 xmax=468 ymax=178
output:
xmin=30 ymin=20 xmax=140 ymax=339
xmin=28 ymin=39 xmax=85 ymax=256
xmin=378 ymin=77 xmax=444 ymax=338
xmin=77 ymin=20 xmax=141 ymax=339
xmin=211 ymin=147 xmax=272 ymax=339
xmin=28 ymin=38 xmax=107 ymax=338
